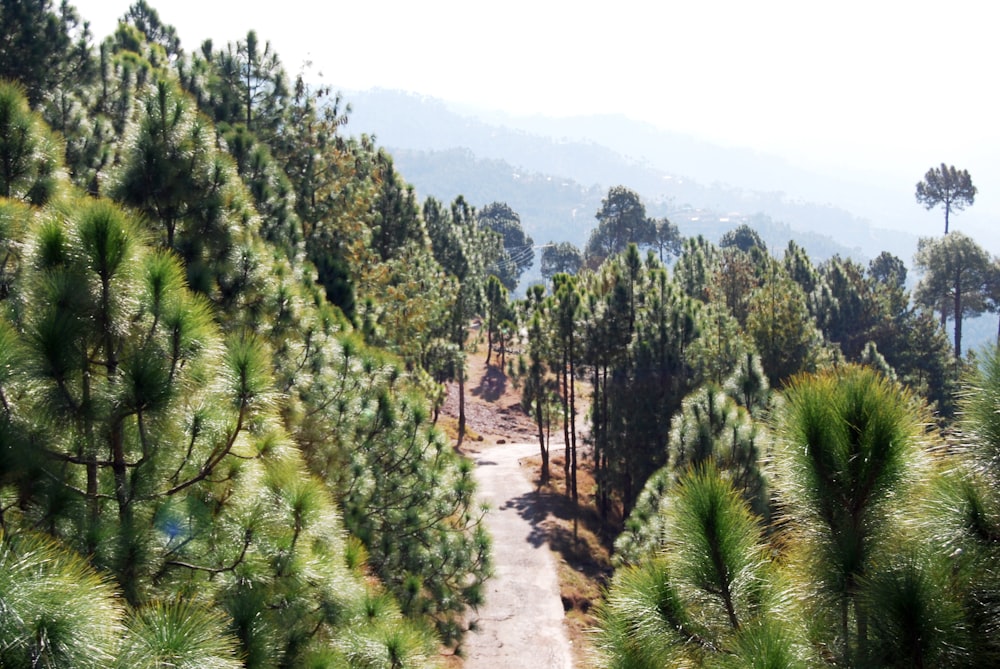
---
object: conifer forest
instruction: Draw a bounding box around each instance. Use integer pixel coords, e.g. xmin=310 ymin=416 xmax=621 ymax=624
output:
xmin=2 ymin=2 xmax=1000 ymax=667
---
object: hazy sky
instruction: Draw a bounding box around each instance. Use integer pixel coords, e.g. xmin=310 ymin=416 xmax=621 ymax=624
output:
xmin=73 ymin=0 xmax=998 ymax=212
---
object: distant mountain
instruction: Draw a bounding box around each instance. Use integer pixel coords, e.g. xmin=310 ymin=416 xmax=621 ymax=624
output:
xmin=340 ymin=89 xmax=921 ymax=265
xmin=389 ymin=147 xmax=863 ymax=260
xmin=388 ymin=147 xmax=602 ymax=248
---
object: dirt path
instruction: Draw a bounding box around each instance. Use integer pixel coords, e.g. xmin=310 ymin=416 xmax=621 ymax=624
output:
xmin=461 ymin=441 xmax=575 ymax=669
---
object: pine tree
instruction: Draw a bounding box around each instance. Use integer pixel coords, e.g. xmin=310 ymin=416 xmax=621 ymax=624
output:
xmin=196 ymin=30 xmax=288 ymax=140
xmin=0 ymin=0 xmax=95 ymax=108
xmin=579 ymin=275 xmax=631 ymax=518
xmin=484 ymin=274 xmax=508 ymax=366
xmin=707 ymin=247 xmax=760 ymax=326
xmin=596 ymin=464 xmax=804 ymax=668
xmin=553 ymin=273 xmax=582 ymax=510
xmin=0 ymin=80 xmax=64 ymax=204
xmin=520 ymin=286 xmax=556 ymax=484
xmin=111 ymin=78 xmax=263 ymax=303
xmin=915 ymin=163 xmax=976 ymax=234
xmin=746 ymin=263 xmax=825 ymax=387
xmin=942 ymin=345 xmax=1000 ymax=664
xmin=585 ymin=185 xmax=655 ymax=266
xmin=614 ymin=381 xmax=769 ymax=565
xmin=121 ymin=1 xmax=181 ymax=59
xmin=478 ymin=201 xmax=533 ymax=292
xmin=914 ymin=231 xmax=993 ymax=358
xmin=370 ymin=150 xmax=427 ymax=262
xmin=600 ymin=365 xmax=974 ymax=668
xmin=540 ymin=240 xmax=583 ymax=282
xmin=651 ymin=216 xmax=682 ymax=264
xmin=672 ymin=234 xmax=721 ymax=302
xmin=774 ymin=366 xmax=936 ymax=666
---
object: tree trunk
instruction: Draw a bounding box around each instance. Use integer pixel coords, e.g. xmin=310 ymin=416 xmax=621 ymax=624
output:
xmin=569 ymin=333 xmax=577 ymax=506
xmin=112 ymin=423 xmax=129 ymax=521
xmin=86 ymin=454 xmax=99 ymax=553
xmin=245 ymin=63 xmax=253 ymax=128
xmin=458 ymin=369 xmax=466 ymax=446
xmin=485 ymin=316 xmax=493 ymax=366
xmin=954 ymin=264 xmax=963 ymax=358
xmin=590 ymin=363 xmax=603 ymax=518
xmin=536 ymin=398 xmax=549 ymax=484
xmin=81 ymin=350 xmax=100 ymax=555
xmin=841 ymin=593 xmax=851 ymax=667
xmin=569 ymin=332 xmax=578 ymax=540
xmin=596 ymin=364 xmax=609 ymax=519
xmin=562 ymin=351 xmax=570 ymax=490
xmin=623 ymin=459 xmax=633 ymax=519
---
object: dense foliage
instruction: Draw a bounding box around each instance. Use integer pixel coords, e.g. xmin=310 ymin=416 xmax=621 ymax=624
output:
xmin=512 ymin=188 xmax=1000 ymax=665
xmin=520 ymin=195 xmax=971 ymax=518
xmin=595 ymin=360 xmax=1000 ymax=667
xmin=0 ymin=2 xmax=496 ymax=666
xmin=4 ymin=3 xmax=1000 ymax=668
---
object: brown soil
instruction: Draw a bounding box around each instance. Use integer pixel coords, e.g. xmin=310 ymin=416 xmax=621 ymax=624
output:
xmin=437 ymin=337 xmax=615 ymax=669
xmin=439 ymin=353 xmax=537 ymax=446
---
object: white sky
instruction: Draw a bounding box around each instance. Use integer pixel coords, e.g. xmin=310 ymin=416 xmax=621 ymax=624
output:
xmin=73 ymin=0 xmax=998 ymax=200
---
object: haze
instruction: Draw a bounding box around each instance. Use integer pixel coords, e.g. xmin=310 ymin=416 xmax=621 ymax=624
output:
xmin=73 ymin=0 xmax=999 ymax=242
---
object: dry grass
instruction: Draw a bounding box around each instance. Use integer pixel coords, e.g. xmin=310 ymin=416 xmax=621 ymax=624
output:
xmin=436 ymin=414 xmax=484 ymax=445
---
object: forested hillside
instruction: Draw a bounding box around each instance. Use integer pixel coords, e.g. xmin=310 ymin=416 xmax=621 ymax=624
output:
xmin=0 ymin=2 xmax=495 ymax=666
xmin=3 ymin=2 xmax=1000 ymax=669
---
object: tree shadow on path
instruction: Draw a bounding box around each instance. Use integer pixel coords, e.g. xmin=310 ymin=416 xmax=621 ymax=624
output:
xmin=500 ymin=487 xmax=612 ymax=586
xmin=471 ymin=364 xmax=507 ymax=403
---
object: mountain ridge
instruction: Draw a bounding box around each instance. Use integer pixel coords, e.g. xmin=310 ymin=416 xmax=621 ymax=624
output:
xmin=337 ymin=88 xmax=924 ymax=264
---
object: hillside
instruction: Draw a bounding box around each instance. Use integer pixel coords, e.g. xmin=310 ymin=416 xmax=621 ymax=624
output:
xmin=341 ymin=88 xmax=921 ymax=263
xmin=389 ymin=147 xmax=870 ymax=255
xmin=0 ymin=9 xmax=493 ymax=667
xmin=5 ymin=4 xmax=1000 ymax=668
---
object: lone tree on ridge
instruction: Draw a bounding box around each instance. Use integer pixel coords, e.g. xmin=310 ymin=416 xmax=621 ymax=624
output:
xmin=916 ymin=163 xmax=977 ymax=234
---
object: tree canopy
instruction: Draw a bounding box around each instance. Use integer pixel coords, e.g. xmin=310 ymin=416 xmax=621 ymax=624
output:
xmin=584 ymin=185 xmax=654 ymax=265
xmin=914 ymin=231 xmax=994 ymax=358
xmin=540 ymin=240 xmax=582 ymax=280
xmin=719 ymin=222 xmax=767 ymax=253
xmin=0 ymin=8 xmax=491 ymax=664
xmin=477 ymin=200 xmax=533 ymax=292
xmin=915 ymin=163 xmax=977 ymax=234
